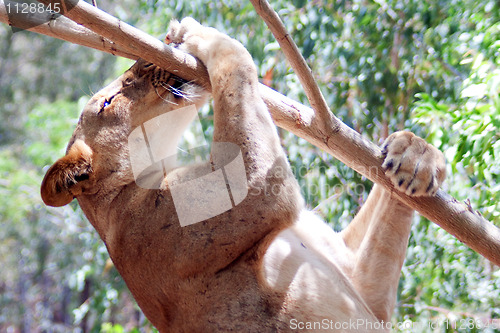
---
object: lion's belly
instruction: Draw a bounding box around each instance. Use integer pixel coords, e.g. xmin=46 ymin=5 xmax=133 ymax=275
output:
xmin=260 ymin=210 xmax=383 ymax=332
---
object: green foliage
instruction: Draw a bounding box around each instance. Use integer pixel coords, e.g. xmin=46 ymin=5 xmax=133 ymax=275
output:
xmin=413 ymin=53 xmax=500 ymax=224
xmin=25 ymin=99 xmax=84 ymax=165
xmin=402 ymin=29 xmax=500 ymax=332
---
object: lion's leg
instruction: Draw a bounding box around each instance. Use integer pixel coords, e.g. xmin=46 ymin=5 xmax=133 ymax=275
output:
xmin=340 ymin=131 xmax=446 ymax=322
xmin=340 ymin=184 xmax=413 ymax=322
xmin=167 ymin=18 xmax=302 ymax=214
xmin=165 ymin=19 xmax=303 ymax=273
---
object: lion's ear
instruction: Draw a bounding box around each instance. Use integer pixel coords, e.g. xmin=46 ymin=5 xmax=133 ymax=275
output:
xmin=41 ymin=140 xmax=94 ymax=207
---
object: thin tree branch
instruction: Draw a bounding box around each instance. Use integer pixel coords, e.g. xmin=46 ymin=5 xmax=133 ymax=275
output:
xmin=0 ymin=0 xmax=137 ymax=59
xmin=248 ymin=0 xmax=333 ymax=131
xmin=1 ymin=0 xmax=499 ymax=266
xmin=251 ymin=0 xmax=500 ymax=265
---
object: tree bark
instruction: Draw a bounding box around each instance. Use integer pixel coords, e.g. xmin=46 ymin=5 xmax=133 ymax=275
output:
xmin=0 ymin=0 xmax=137 ymax=59
xmin=1 ymin=0 xmax=499 ymax=266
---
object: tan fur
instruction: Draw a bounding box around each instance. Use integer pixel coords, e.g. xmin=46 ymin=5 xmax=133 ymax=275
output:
xmin=41 ymin=18 xmax=446 ymax=332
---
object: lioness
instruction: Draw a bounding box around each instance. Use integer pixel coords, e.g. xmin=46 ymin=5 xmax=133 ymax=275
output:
xmin=41 ymin=18 xmax=446 ymax=332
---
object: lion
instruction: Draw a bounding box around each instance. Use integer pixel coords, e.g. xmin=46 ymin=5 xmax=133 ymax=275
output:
xmin=41 ymin=18 xmax=446 ymax=332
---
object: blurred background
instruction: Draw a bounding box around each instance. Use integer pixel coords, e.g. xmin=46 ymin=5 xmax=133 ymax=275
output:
xmin=0 ymin=0 xmax=498 ymax=331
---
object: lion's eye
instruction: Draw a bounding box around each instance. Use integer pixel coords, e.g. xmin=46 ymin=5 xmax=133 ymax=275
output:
xmin=98 ymin=99 xmax=110 ymax=114
xmin=98 ymin=94 xmax=118 ymax=114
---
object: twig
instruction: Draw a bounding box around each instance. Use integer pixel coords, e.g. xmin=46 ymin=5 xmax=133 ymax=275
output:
xmin=248 ymin=0 xmax=333 ymax=131
xmin=1 ymin=0 xmax=499 ymax=266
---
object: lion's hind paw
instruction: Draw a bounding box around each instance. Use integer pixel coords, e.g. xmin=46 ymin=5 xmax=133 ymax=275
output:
xmin=381 ymin=131 xmax=446 ymax=197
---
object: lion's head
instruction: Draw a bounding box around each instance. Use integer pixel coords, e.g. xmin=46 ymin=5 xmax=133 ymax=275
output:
xmin=41 ymin=59 xmax=209 ymax=207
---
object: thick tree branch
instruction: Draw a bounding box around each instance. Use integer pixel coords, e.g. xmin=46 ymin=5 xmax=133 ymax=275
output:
xmin=1 ymin=0 xmax=499 ymax=266
xmin=0 ymin=0 xmax=137 ymax=59
xmin=36 ymin=0 xmax=211 ymax=90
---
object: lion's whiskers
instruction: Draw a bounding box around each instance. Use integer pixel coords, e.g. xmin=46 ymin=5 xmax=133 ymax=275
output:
xmin=158 ymin=81 xmax=199 ymax=103
xmin=154 ymin=86 xmax=178 ymax=105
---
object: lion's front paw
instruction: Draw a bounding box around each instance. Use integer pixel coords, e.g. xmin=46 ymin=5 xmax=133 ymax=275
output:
xmin=381 ymin=131 xmax=446 ymax=196
xmin=165 ymin=17 xmax=219 ymax=64
xmin=165 ymin=17 xmax=203 ymax=46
